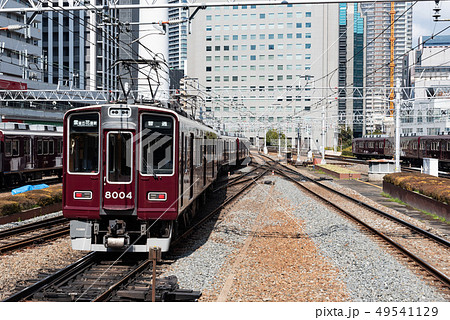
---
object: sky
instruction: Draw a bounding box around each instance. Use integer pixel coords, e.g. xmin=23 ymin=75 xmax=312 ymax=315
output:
xmin=413 ymin=1 xmax=450 ymax=46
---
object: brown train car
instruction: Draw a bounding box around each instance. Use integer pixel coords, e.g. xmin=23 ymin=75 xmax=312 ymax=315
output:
xmin=0 ymin=122 xmax=62 ymax=186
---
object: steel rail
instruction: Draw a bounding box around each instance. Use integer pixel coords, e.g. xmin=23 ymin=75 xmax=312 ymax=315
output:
xmin=274 ymin=159 xmax=450 ymax=248
xmin=213 ymin=164 xmax=267 ymax=192
xmin=276 ymin=167 xmax=450 ymax=287
xmin=3 ymin=252 xmax=98 ymax=302
xmin=172 ymin=168 xmax=269 ymax=247
xmin=0 ymin=225 xmax=69 ymax=253
xmin=93 ymin=259 xmax=151 ymax=302
xmin=0 ymin=216 xmax=67 ymax=239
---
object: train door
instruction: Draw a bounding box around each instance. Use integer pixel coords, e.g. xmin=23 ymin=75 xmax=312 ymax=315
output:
xmin=203 ymin=136 xmax=207 ymax=186
xmin=0 ymin=133 xmax=3 ymax=173
xmin=180 ymin=132 xmax=184 ymax=207
xmin=102 ymin=130 xmax=135 ymax=210
xmin=24 ymin=138 xmax=32 ymax=169
xmin=189 ymin=133 xmax=194 ymax=199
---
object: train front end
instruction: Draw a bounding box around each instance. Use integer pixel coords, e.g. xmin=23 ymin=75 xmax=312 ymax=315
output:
xmin=63 ymin=104 xmax=178 ymax=252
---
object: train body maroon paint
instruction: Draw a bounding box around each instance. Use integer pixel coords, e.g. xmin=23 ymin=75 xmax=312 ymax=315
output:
xmin=63 ymin=103 xmax=250 ymax=253
xmin=0 ymin=122 xmax=63 ymax=186
xmin=352 ymin=135 xmax=450 ymax=170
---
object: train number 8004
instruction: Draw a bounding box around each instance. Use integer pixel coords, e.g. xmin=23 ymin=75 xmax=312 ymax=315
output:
xmin=105 ymin=191 xmax=133 ymax=200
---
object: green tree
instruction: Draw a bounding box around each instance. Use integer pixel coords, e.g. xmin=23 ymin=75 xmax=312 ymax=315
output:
xmin=266 ymin=129 xmax=286 ymax=146
xmin=338 ymin=126 xmax=353 ymax=150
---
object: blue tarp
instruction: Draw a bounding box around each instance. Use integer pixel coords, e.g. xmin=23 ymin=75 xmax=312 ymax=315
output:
xmin=11 ymin=184 xmax=49 ymax=195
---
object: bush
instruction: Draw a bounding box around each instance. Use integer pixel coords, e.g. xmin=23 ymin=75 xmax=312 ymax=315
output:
xmin=384 ymin=172 xmax=450 ymax=204
xmin=341 ymin=146 xmax=353 ymax=157
xmin=0 ymin=201 xmax=22 ymax=216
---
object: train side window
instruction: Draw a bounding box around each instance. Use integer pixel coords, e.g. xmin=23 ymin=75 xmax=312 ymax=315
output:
xmin=5 ymin=140 xmax=12 ymax=156
xmin=12 ymin=140 xmax=19 ymax=156
xmin=49 ymin=140 xmax=54 ymax=155
xmin=184 ymin=135 xmax=188 ymax=171
xmin=141 ymin=114 xmax=174 ymax=175
xmin=24 ymin=139 xmax=30 ymax=155
xmin=37 ymin=140 xmax=43 ymax=155
xmin=43 ymin=140 xmax=49 ymax=155
xmin=56 ymin=139 xmax=61 ymax=154
xmin=68 ymin=113 xmax=99 ymax=173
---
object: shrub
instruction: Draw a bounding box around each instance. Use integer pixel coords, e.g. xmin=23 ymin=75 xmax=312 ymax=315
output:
xmin=384 ymin=172 xmax=450 ymax=204
xmin=0 ymin=201 xmax=22 ymax=216
xmin=341 ymin=146 xmax=353 ymax=157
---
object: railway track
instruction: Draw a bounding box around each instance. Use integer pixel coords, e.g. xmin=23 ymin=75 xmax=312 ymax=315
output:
xmin=258 ymin=154 xmax=450 ymax=293
xmin=0 ymin=216 xmax=69 ymax=253
xmin=4 ymin=250 xmax=202 ymax=302
xmin=3 ymin=163 xmax=269 ymax=302
xmin=172 ymin=163 xmax=270 ymax=248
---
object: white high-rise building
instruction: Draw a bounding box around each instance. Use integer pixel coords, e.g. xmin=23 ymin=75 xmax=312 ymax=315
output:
xmin=187 ymin=2 xmax=343 ymax=151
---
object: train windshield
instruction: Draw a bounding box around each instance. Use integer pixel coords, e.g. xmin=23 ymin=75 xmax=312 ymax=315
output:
xmin=68 ymin=113 xmax=99 ymax=173
xmin=140 ymin=114 xmax=174 ymax=175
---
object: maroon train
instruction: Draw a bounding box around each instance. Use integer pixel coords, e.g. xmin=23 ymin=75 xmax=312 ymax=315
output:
xmin=63 ymin=103 xmax=250 ymax=253
xmin=352 ymin=135 xmax=450 ymax=170
xmin=0 ymin=122 xmax=63 ymax=186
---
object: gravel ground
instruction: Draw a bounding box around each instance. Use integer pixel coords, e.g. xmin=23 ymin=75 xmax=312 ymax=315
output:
xmin=0 ymin=237 xmax=85 ymax=300
xmin=0 ymin=167 xmax=446 ymax=302
xmin=298 ymin=166 xmax=449 ymax=240
xmin=162 ymin=175 xmax=447 ymax=302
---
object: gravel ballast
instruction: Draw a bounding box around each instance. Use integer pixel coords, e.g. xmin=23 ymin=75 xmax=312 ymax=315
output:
xmin=163 ymin=176 xmax=447 ymax=302
xmin=0 ymin=173 xmax=447 ymax=302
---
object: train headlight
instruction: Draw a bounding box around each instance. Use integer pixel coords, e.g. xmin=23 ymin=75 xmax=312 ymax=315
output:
xmin=147 ymin=192 xmax=167 ymax=201
xmin=73 ymin=191 xmax=92 ymax=200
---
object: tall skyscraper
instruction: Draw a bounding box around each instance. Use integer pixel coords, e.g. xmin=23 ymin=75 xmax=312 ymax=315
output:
xmin=168 ymin=0 xmax=188 ymax=71
xmin=361 ymin=2 xmax=413 ymax=133
xmin=42 ymin=1 xmax=120 ymax=91
xmin=338 ymin=3 xmax=365 ymax=138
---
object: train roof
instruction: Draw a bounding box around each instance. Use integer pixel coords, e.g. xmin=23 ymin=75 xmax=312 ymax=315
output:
xmin=64 ymin=103 xmax=220 ymax=136
xmin=354 ymin=134 xmax=450 ymax=141
xmin=0 ymin=122 xmax=62 ymax=136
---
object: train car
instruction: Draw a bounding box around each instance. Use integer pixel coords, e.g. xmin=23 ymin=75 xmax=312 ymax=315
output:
xmin=418 ymin=135 xmax=450 ymax=170
xmin=63 ymin=103 xmax=250 ymax=253
xmin=0 ymin=122 xmax=63 ymax=186
xmin=352 ymin=135 xmax=450 ymax=170
xmin=352 ymin=136 xmax=388 ymax=159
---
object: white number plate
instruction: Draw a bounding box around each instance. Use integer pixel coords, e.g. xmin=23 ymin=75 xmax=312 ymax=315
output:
xmin=105 ymin=191 xmax=133 ymax=200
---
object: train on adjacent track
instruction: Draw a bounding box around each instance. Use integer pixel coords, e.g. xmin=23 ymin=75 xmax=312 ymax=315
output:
xmin=352 ymin=135 xmax=450 ymax=170
xmin=63 ymin=103 xmax=250 ymax=253
xmin=0 ymin=122 xmax=63 ymax=186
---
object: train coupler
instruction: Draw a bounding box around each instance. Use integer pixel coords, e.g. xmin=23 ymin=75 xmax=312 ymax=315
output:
xmin=104 ymin=219 xmax=130 ymax=248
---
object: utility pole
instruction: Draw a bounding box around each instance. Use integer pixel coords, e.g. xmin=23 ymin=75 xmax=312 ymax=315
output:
xmin=297 ymin=122 xmax=301 ymax=161
xmin=284 ymin=127 xmax=288 ymax=154
xmin=321 ymin=104 xmax=326 ymax=164
xmin=263 ymin=126 xmax=268 ymax=154
xmin=278 ymin=128 xmax=281 ymax=157
xmin=389 ymin=2 xmax=396 ymax=117
xmin=395 ymin=79 xmax=401 ymax=172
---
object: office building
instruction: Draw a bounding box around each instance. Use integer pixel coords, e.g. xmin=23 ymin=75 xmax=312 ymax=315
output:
xmin=187 ymin=2 xmax=345 ymax=151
